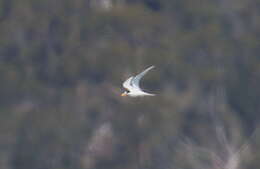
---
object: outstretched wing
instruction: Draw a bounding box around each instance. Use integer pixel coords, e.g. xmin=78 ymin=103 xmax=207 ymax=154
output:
xmin=132 ymin=65 xmax=155 ymax=89
xmin=122 ymin=76 xmax=134 ymax=91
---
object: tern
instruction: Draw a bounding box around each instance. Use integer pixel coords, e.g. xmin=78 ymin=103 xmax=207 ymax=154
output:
xmin=121 ymin=66 xmax=155 ymax=97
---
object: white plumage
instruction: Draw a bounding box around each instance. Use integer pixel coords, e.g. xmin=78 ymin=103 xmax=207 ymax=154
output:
xmin=121 ymin=66 xmax=155 ymax=97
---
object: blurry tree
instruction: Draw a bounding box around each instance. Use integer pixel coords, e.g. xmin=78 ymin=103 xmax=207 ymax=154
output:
xmin=0 ymin=0 xmax=259 ymax=169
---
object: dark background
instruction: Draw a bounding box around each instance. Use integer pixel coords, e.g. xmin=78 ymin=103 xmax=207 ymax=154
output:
xmin=0 ymin=0 xmax=260 ymax=169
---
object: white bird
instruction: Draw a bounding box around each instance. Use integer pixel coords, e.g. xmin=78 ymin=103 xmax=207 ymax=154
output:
xmin=121 ymin=66 xmax=155 ymax=97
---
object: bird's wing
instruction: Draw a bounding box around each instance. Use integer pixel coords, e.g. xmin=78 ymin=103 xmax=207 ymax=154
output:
xmin=132 ymin=66 xmax=155 ymax=89
xmin=123 ymin=76 xmax=134 ymax=91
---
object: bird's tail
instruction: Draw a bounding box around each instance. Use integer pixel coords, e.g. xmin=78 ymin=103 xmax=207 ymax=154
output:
xmin=145 ymin=93 xmax=156 ymax=96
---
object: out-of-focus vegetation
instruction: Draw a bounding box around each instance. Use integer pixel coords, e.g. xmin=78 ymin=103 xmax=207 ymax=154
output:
xmin=0 ymin=0 xmax=260 ymax=169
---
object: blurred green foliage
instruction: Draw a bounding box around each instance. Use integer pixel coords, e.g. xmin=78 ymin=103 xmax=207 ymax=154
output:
xmin=0 ymin=0 xmax=259 ymax=169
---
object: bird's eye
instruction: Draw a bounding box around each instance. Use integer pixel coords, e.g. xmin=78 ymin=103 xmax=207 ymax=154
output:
xmin=126 ymin=90 xmax=130 ymax=93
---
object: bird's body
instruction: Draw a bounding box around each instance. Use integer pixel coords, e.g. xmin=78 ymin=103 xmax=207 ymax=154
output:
xmin=121 ymin=66 xmax=155 ymax=97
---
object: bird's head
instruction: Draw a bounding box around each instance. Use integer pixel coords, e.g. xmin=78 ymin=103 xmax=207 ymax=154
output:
xmin=121 ymin=90 xmax=129 ymax=96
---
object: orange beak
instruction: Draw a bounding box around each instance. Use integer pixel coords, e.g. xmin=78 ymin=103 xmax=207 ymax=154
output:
xmin=121 ymin=93 xmax=127 ymax=96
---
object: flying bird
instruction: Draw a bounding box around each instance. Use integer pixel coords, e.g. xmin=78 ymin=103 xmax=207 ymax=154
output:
xmin=121 ymin=66 xmax=155 ymax=97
